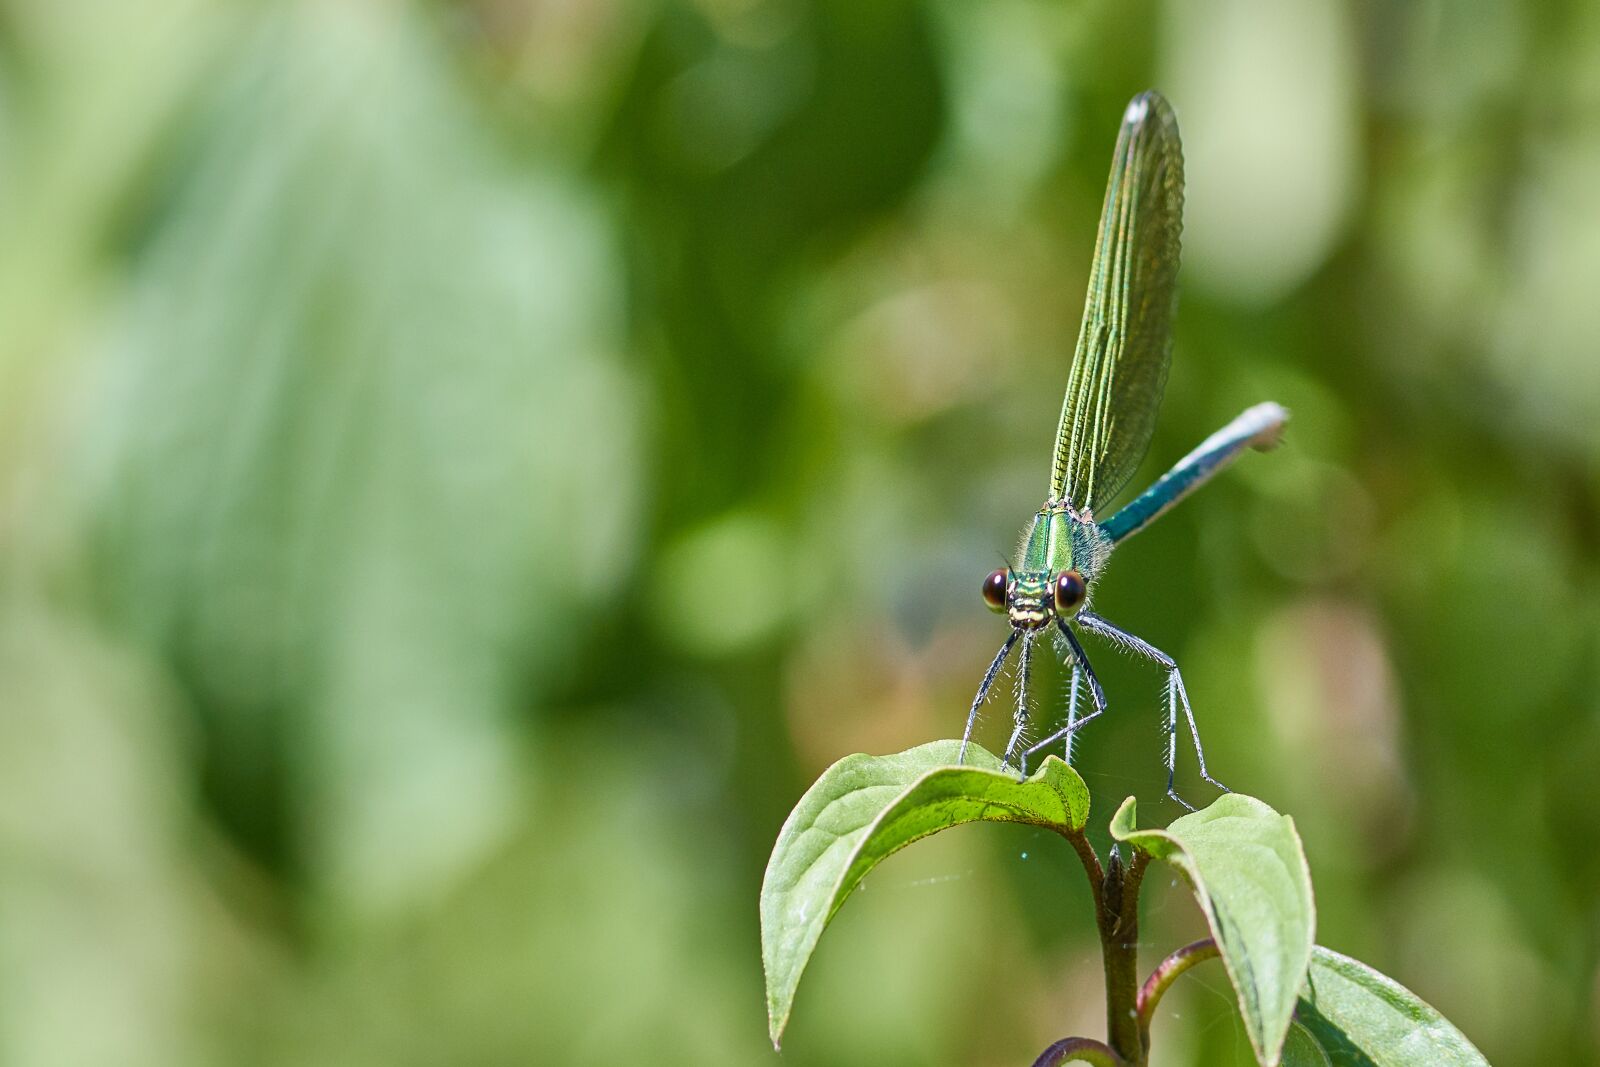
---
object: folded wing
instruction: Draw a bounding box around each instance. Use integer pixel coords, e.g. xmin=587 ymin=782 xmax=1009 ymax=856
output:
xmin=1050 ymin=91 xmax=1184 ymax=515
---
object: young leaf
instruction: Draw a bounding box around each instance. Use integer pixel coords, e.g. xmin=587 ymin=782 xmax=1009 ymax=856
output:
xmin=1293 ymin=946 xmax=1490 ymax=1066
xmin=761 ymin=741 xmax=1091 ymax=1047
xmin=1110 ymin=794 xmax=1314 ymax=1067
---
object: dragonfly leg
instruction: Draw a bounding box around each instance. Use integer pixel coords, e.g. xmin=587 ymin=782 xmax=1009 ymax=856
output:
xmin=959 ymin=629 xmax=1020 ymax=764
xmin=1023 ymin=621 xmax=1107 ymax=761
xmin=1031 ymin=626 xmax=1085 ymax=764
xmin=1076 ymin=610 xmax=1228 ymax=810
xmin=1003 ymin=633 xmax=1036 ymax=775
xmin=1061 ymin=658 xmax=1082 ymax=764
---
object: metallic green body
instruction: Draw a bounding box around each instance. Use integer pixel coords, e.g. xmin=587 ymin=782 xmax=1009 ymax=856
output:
xmin=1006 ymin=508 xmax=1113 ymax=629
xmin=1017 ymin=508 xmax=1073 ymax=573
xmin=1016 ymin=507 xmax=1112 ymax=577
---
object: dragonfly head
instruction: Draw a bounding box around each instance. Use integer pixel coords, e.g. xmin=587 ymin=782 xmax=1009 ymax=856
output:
xmin=982 ymin=568 xmax=1088 ymax=630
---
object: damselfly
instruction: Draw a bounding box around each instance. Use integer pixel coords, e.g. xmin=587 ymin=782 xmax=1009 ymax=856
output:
xmin=960 ymin=91 xmax=1288 ymax=809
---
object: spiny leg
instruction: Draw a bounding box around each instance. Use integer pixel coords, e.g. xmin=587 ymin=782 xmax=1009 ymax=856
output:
xmin=1075 ymin=610 xmax=1228 ymax=810
xmin=1064 ymin=663 xmax=1082 ymax=764
xmin=1002 ymin=632 xmax=1036 ymax=773
xmin=1023 ymin=621 xmax=1107 ymax=760
xmin=1050 ymin=623 xmax=1083 ymax=763
xmin=959 ymin=629 xmax=1020 ymax=764
xmin=1167 ymin=670 xmax=1220 ymax=797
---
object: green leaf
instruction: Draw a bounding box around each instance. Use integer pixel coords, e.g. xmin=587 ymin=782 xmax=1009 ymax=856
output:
xmin=1282 ymin=1020 xmax=1333 ymax=1067
xmin=1110 ymin=794 xmax=1314 ymax=1067
xmin=1292 ymin=946 xmax=1490 ymax=1066
xmin=761 ymin=740 xmax=1091 ymax=1047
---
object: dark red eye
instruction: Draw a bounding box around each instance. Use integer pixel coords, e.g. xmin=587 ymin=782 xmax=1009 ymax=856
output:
xmin=981 ymin=569 xmax=1008 ymax=613
xmin=1054 ymin=570 xmax=1087 ymax=614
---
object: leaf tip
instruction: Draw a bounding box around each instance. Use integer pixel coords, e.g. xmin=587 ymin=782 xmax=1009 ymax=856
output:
xmin=1108 ymin=794 xmax=1139 ymax=838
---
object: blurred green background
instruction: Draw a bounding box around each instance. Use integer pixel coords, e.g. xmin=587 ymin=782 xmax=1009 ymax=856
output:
xmin=1 ymin=1 xmax=1597 ymax=1064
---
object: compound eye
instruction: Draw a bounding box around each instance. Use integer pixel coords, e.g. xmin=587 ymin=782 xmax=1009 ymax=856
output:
xmin=1054 ymin=570 xmax=1087 ymax=614
xmin=981 ymin=569 xmax=1009 ymax=613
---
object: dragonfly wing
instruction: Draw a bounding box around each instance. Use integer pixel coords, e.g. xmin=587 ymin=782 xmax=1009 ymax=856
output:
xmin=1049 ymin=91 xmax=1184 ymax=515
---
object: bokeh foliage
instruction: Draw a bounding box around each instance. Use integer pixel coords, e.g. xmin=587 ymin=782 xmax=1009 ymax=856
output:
xmin=0 ymin=1 xmax=1596 ymax=1065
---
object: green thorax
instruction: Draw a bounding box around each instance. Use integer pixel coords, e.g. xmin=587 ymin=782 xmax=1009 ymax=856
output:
xmin=1016 ymin=505 xmax=1113 ymax=582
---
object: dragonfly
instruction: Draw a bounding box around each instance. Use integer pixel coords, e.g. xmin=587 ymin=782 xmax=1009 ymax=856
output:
xmin=958 ymin=90 xmax=1288 ymax=809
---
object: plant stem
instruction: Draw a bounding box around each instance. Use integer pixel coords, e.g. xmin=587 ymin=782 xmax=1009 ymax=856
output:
xmin=1056 ymin=832 xmax=1151 ymax=1065
xmin=1097 ymin=844 xmax=1150 ymax=1064
xmin=1136 ymin=937 xmax=1219 ymax=1041
xmin=1066 ymin=830 xmax=1106 ymax=915
xmin=1029 ymin=1036 xmax=1125 ymax=1067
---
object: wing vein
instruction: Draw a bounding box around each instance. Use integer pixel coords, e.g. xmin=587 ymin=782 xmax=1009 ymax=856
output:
xmin=1048 ymin=92 xmax=1183 ymax=515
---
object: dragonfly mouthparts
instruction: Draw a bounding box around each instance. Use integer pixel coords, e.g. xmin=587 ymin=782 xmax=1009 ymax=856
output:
xmin=1007 ymin=578 xmax=1053 ymax=629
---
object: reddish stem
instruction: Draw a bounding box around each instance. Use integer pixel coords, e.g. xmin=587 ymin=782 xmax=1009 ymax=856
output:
xmin=1029 ymin=1035 xmax=1125 ymax=1067
xmin=1136 ymin=937 xmax=1220 ymax=1040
